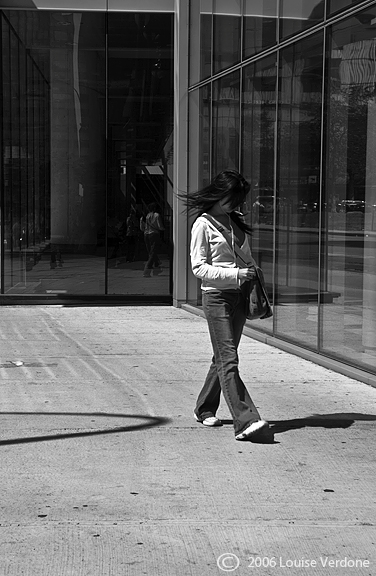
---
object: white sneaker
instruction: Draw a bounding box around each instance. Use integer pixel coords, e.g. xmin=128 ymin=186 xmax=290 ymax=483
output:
xmin=235 ymin=419 xmax=269 ymax=440
xmin=194 ymin=413 xmax=222 ymax=427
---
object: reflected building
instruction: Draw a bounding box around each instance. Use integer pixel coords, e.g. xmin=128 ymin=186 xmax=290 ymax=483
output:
xmin=0 ymin=3 xmax=173 ymax=300
xmin=1 ymin=0 xmax=376 ymax=384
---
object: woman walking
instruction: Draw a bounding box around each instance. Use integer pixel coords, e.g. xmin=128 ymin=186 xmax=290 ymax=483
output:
xmin=140 ymin=202 xmax=164 ymax=277
xmin=188 ymin=169 xmax=269 ymax=441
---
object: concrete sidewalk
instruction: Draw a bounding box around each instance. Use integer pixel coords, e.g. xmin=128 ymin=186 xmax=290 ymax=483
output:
xmin=0 ymin=305 xmax=375 ymax=576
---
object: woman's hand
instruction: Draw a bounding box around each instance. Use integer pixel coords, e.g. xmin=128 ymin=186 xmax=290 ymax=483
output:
xmin=238 ymin=267 xmax=256 ymax=283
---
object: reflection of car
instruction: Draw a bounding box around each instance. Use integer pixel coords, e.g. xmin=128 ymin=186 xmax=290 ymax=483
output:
xmin=252 ymin=193 xmax=288 ymax=223
xmin=336 ymin=200 xmax=366 ymax=213
xmin=297 ymin=201 xmax=319 ymax=213
xmin=253 ymin=195 xmax=275 ymax=214
xmin=252 ymin=195 xmax=288 ymax=213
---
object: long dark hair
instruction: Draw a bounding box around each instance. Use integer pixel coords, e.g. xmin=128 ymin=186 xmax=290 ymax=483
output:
xmin=184 ymin=169 xmax=252 ymax=234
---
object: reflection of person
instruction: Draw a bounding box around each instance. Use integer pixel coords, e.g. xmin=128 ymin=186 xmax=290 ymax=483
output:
xmin=125 ymin=207 xmax=140 ymax=262
xmin=50 ymin=246 xmax=63 ymax=269
xmin=140 ymin=202 xmax=164 ymax=277
xmin=107 ymin=214 xmax=122 ymax=263
xmin=187 ymin=169 xmax=269 ymax=441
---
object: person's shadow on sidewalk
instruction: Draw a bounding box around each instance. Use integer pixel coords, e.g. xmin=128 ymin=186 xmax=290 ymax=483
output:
xmin=220 ymin=413 xmax=376 ymax=444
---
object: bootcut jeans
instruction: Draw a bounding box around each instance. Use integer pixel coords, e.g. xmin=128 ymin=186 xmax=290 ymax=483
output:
xmin=195 ymin=288 xmax=261 ymax=436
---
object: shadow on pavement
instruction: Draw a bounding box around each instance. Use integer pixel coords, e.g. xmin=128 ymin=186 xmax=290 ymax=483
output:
xmin=270 ymin=412 xmax=376 ymax=434
xmin=220 ymin=413 xmax=376 ymax=443
xmin=0 ymin=412 xmax=171 ymax=446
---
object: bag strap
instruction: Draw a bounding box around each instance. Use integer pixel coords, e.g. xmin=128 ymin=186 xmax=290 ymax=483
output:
xmin=203 ymin=213 xmax=257 ymax=268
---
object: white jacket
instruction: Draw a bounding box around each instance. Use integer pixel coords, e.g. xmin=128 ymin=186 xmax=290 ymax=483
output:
xmin=190 ymin=214 xmax=252 ymax=292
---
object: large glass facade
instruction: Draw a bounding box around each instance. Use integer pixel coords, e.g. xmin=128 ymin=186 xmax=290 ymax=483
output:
xmin=188 ymin=1 xmax=376 ymax=377
xmin=241 ymin=54 xmax=278 ymax=335
xmin=321 ymin=4 xmax=376 ymax=371
xmin=276 ymin=32 xmax=323 ymax=349
xmin=0 ymin=8 xmax=173 ymax=300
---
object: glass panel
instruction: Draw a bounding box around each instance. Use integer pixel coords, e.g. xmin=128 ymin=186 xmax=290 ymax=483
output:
xmin=321 ymin=6 xmax=376 ymax=373
xmin=212 ymin=71 xmax=240 ymax=175
xmin=189 ymin=85 xmax=211 ymax=190
xmin=241 ymin=54 xmax=277 ymax=331
xmin=187 ymin=85 xmax=211 ymax=304
xmin=280 ymin=0 xmax=324 ymax=40
xmin=109 ymin=0 xmax=174 ymax=10
xmin=0 ymin=1 xmax=107 ymax=9
xmin=1 ymin=11 xmax=106 ymax=295
xmin=107 ymin=12 xmax=173 ymax=295
xmin=2 ymin=17 xmax=12 ymax=292
xmin=213 ymin=0 xmax=241 ymax=74
xmin=243 ymin=0 xmax=277 ymax=59
xmin=189 ymin=0 xmax=212 ymax=84
xmin=276 ymin=33 xmax=324 ymax=348
xmin=327 ymin=0 xmax=364 ymax=17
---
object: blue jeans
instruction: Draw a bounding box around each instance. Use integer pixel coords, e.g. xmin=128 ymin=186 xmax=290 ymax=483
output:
xmin=195 ymin=288 xmax=261 ymax=436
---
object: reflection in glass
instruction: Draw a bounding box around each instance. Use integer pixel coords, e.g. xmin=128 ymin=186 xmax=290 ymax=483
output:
xmin=243 ymin=0 xmax=277 ymax=59
xmin=195 ymin=0 xmax=213 ymax=82
xmin=189 ymin=0 xmax=212 ymax=85
xmin=0 ymin=10 xmax=173 ymax=299
xmin=241 ymin=55 xmax=277 ymax=331
xmin=106 ymin=12 xmax=173 ymax=295
xmin=189 ymin=85 xmax=211 ymax=190
xmin=276 ymin=33 xmax=323 ymax=348
xmin=200 ymin=7 xmax=212 ymax=80
xmin=212 ymin=72 xmax=240 ymax=175
xmin=322 ymin=7 xmax=376 ymax=371
xmin=1 ymin=11 xmax=106 ymax=296
xmin=187 ymin=85 xmax=211 ymax=305
xmin=280 ymin=0 xmax=324 ymax=40
xmin=327 ymin=0 xmax=363 ymax=17
xmin=213 ymin=0 xmax=241 ymax=74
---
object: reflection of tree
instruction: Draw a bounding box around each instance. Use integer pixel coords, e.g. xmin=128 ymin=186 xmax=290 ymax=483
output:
xmin=327 ymin=80 xmax=374 ymax=206
xmin=242 ymin=60 xmax=277 ymax=189
xmin=273 ymin=43 xmax=323 ymax=210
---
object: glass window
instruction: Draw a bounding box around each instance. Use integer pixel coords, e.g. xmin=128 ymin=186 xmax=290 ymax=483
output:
xmin=190 ymin=0 xmax=212 ymax=84
xmin=327 ymin=0 xmax=364 ymax=17
xmin=108 ymin=0 xmax=174 ymax=10
xmin=243 ymin=0 xmax=277 ymax=59
xmin=321 ymin=6 xmax=376 ymax=372
xmin=212 ymin=71 xmax=240 ymax=175
xmin=213 ymin=0 xmax=241 ymax=74
xmin=2 ymin=18 xmax=11 ymax=292
xmin=0 ymin=1 xmax=107 ymax=8
xmin=0 ymin=9 xmax=174 ymax=300
xmin=107 ymin=12 xmax=173 ymax=295
xmin=276 ymin=33 xmax=324 ymax=348
xmin=189 ymin=85 xmax=212 ymax=191
xmin=241 ymin=54 xmax=277 ymax=331
xmin=280 ymin=0 xmax=324 ymax=40
xmin=1 ymin=11 xmax=106 ymax=296
xmin=187 ymin=84 xmax=212 ymax=304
